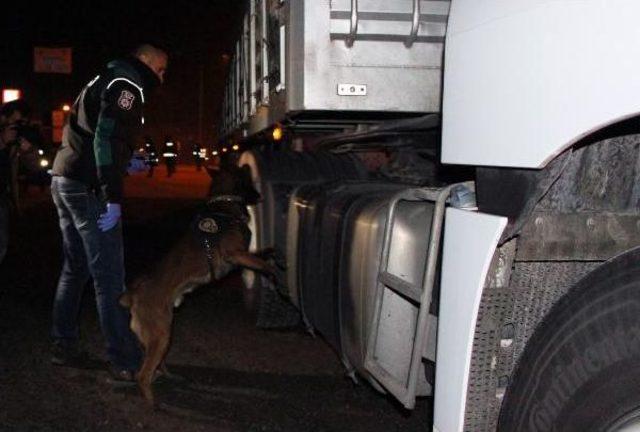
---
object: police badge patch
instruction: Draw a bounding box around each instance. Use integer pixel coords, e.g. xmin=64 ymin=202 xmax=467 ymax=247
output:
xmin=198 ymin=218 xmax=219 ymax=234
xmin=117 ymin=90 xmax=135 ymax=110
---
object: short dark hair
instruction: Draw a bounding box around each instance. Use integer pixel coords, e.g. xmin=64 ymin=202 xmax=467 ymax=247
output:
xmin=0 ymin=99 xmax=31 ymax=119
xmin=132 ymin=42 xmax=168 ymax=58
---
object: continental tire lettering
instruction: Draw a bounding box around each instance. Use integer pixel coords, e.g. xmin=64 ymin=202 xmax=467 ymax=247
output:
xmin=552 ymin=365 xmax=578 ymax=401
xmin=629 ymin=325 xmax=640 ymax=353
xmin=526 ymin=331 xmax=630 ymax=430
xmin=602 ymin=326 xmax=628 ymax=362
xmin=500 ymin=252 xmax=640 ymax=431
xmin=582 ymin=345 xmax=602 ymax=373
xmin=528 ymin=405 xmax=552 ymax=432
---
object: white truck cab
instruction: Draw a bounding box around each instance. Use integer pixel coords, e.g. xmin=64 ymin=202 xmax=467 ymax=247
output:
xmin=219 ymin=1 xmax=640 ymax=430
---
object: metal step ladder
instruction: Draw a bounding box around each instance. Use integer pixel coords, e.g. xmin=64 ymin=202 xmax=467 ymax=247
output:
xmin=365 ymin=182 xmax=474 ymax=409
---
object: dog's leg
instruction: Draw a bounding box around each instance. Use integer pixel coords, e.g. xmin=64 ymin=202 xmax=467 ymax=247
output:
xmin=227 ymin=250 xmax=278 ymax=277
xmin=255 ymin=247 xmax=275 ymax=259
xmin=137 ymin=335 xmax=170 ymax=404
xmin=136 ymin=316 xmax=171 ymax=405
xmin=256 ymin=247 xmax=287 ymax=270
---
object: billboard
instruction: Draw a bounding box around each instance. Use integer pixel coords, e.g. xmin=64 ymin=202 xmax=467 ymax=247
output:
xmin=34 ymin=47 xmax=72 ymax=74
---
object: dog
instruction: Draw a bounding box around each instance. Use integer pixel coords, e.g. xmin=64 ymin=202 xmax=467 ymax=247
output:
xmin=120 ymin=163 xmax=276 ymax=403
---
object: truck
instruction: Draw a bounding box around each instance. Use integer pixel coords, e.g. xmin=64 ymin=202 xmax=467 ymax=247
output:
xmin=218 ymin=1 xmax=640 ymax=430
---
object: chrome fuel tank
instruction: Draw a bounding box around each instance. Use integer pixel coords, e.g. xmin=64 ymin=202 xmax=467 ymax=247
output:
xmin=287 ymin=181 xmax=433 ymax=396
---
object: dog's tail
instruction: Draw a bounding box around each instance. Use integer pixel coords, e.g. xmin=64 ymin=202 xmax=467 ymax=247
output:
xmin=119 ymin=292 xmax=132 ymax=308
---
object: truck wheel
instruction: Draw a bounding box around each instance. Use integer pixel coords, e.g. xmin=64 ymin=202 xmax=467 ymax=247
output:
xmin=499 ymin=247 xmax=640 ymax=432
xmin=236 ymin=149 xmax=365 ymax=329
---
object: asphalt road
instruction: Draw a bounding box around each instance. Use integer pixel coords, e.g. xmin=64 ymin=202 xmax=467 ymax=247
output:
xmin=0 ymin=165 xmax=432 ymax=431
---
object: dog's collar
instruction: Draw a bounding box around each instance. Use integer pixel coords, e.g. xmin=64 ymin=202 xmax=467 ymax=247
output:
xmin=207 ymin=195 xmax=244 ymax=204
xmin=202 ymin=236 xmax=216 ymax=276
xmin=195 ymin=209 xmax=251 ymax=278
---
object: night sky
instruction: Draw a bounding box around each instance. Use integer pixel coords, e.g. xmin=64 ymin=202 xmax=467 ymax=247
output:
xmin=0 ymin=0 xmax=244 ymax=146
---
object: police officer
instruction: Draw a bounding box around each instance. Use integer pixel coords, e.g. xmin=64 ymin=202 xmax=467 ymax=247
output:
xmin=162 ymin=135 xmax=177 ymax=177
xmin=190 ymin=140 xmax=203 ymax=171
xmin=143 ymin=136 xmax=158 ymax=177
xmin=49 ymin=43 xmax=168 ymax=383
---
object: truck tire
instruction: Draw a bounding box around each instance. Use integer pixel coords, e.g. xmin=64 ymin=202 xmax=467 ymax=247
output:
xmin=237 ymin=148 xmax=367 ymax=329
xmin=499 ymin=247 xmax=640 ymax=432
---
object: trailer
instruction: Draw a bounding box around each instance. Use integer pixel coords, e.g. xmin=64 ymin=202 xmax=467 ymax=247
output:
xmin=218 ymin=1 xmax=640 ymax=430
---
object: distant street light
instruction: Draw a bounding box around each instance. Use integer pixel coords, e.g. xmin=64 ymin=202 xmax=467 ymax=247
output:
xmin=62 ymin=104 xmax=71 ymax=112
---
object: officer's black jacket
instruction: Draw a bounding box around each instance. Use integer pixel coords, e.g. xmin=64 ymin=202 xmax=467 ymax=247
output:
xmin=52 ymin=57 xmax=160 ymax=203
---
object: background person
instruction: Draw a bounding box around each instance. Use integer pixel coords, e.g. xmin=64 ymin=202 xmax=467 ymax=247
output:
xmin=162 ymin=135 xmax=177 ymax=177
xmin=0 ymin=100 xmax=38 ymax=263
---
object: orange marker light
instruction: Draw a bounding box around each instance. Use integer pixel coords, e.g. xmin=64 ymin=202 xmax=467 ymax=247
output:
xmin=272 ymin=125 xmax=283 ymax=141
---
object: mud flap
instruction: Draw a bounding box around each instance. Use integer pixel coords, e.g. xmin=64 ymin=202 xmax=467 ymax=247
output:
xmin=434 ymin=209 xmax=507 ymax=432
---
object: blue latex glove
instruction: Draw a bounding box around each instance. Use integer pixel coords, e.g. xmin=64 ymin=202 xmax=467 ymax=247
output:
xmin=98 ymin=203 xmax=122 ymax=232
xmin=127 ymin=157 xmax=148 ymax=175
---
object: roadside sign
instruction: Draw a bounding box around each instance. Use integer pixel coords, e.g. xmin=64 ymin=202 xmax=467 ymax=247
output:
xmin=34 ymin=47 xmax=72 ymax=74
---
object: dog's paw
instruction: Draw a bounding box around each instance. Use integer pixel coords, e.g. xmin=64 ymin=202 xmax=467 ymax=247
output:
xmin=267 ymin=252 xmax=288 ymax=272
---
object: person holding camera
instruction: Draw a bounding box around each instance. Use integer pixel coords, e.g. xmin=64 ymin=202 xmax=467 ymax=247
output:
xmin=49 ymin=43 xmax=168 ymax=383
xmin=190 ymin=139 xmax=204 ymax=171
xmin=0 ymin=118 xmax=17 ymax=265
xmin=0 ymin=100 xmax=34 ymax=264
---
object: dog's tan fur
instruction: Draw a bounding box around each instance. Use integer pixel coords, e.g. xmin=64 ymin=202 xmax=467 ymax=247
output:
xmin=120 ymin=165 xmax=275 ymax=404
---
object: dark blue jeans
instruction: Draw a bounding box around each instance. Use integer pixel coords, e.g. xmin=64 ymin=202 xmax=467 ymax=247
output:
xmin=50 ymin=176 xmax=140 ymax=371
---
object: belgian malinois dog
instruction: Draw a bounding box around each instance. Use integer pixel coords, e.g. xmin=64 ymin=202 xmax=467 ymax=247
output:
xmin=120 ymin=164 xmax=276 ymax=403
